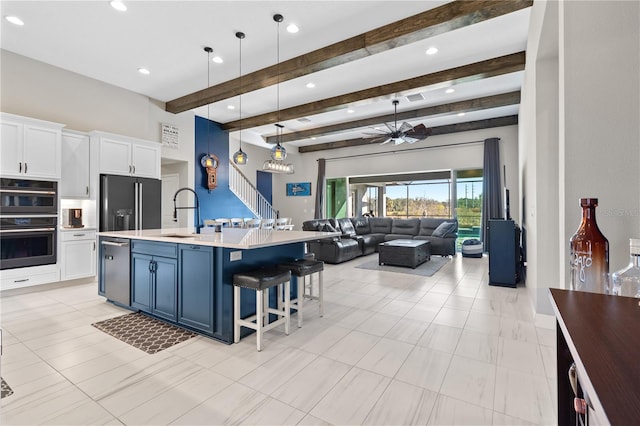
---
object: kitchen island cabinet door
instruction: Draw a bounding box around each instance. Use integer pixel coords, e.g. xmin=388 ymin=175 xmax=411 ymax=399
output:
xmin=131 ymin=253 xmax=153 ymax=311
xmin=152 ymin=256 xmax=177 ymax=322
xmin=178 ymin=245 xmax=214 ymax=334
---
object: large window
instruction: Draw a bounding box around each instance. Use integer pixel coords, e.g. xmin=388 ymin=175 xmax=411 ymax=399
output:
xmin=456 ymin=169 xmax=483 ymax=248
xmin=386 ymin=179 xmax=451 ymax=219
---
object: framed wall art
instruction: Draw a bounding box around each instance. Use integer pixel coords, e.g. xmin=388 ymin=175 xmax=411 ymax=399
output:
xmin=286 ymin=182 xmax=311 ymax=197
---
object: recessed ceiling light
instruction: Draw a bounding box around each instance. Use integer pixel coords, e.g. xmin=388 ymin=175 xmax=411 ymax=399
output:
xmin=227 ymin=105 xmax=235 ymax=110
xmin=347 ymin=109 xmax=355 ymax=114
xmin=457 ymin=112 xmax=465 ymax=117
xmin=5 ymin=15 xmax=24 ymax=26
xmin=445 ymin=88 xmax=455 ymax=94
xmin=426 ymin=47 xmax=438 ymax=55
xmin=110 ymin=1 xmax=127 ymax=12
xmin=287 ymin=23 xmax=299 ymax=33
xmin=306 ymin=82 xmax=315 ymax=89
xmin=137 ymin=68 xmax=150 ymax=75
xmin=212 ymin=56 xmax=223 ymax=64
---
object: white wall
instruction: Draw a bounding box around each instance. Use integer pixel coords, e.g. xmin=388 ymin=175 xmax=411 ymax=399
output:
xmin=521 ymin=0 xmax=640 ymax=315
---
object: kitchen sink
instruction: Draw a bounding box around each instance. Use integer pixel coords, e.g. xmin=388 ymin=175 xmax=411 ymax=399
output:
xmin=159 ymin=233 xmax=196 ymax=239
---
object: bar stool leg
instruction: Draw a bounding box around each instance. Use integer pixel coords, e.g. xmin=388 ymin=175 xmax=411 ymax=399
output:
xmin=263 ymin=290 xmax=269 ymax=329
xmin=256 ymin=288 xmax=263 ymax=351
xmin=234 ymin=286 xmax=241 ymax=343
xmin=297 ymin=276 xmax=304 ymax=328
xmin=319 ymin=270 xmax=324 ymax=317
xmin=284 ymin=280 xmax=291 ymax=335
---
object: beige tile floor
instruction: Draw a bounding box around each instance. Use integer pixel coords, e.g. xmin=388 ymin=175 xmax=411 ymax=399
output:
xmin=0 ymin=254 xmax=557 ymax=425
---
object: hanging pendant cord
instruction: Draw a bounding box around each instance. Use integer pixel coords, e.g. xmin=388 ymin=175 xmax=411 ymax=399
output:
xmin=238 ymin=34 xmax=243 ymax=150
xmin=205 ymin=46 xmax=213 ymax=155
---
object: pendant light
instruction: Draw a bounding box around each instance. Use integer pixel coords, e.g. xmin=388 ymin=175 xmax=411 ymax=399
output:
xmin=263 ymin=13 xmax=293 ymax=174
xmin=232 ymin=31 xmax=248 ymax=165
xmin=200 ymin=47 xmax=219 ymax=190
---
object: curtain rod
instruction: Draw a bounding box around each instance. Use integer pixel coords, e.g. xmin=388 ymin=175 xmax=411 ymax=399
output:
xmin=318 ymin=139 xmax=485 ymax=162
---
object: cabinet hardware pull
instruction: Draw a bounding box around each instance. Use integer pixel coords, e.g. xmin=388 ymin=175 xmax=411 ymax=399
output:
xmin=14 ymin=278 xmax=29 ymax=283
xmin=0 ymin=227 xmax=55 ymax=234
xmin=86 ymin=186 xmax=89 ymax=195
xmin=19 ymin=162 xmax=22 ymax=173
xmin=100 ymin=241 xmax=129 ymax=247
xmin=24 ymin=163 xmax=27 ymax=173
xmin=93 ymin=242 xmax=96 ymax=251
xmin=132 ymin=165 xmax=136 ymax=174
xmin=0 ymin=189 xmax=56 ymax=195
xmin=73 ymin=234 xmax=86 ymax=237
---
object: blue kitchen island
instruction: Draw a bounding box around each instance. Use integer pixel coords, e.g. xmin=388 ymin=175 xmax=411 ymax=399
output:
xmin=97 ymin=227 xmax=336 ymax=344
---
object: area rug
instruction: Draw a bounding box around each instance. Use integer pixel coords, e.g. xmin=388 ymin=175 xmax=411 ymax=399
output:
xmin=1 ymin=377 xmax=13 ymax=399
xmin=92 ymin=312 xmax=196 ymax=354
xmin=355 ymin=255 xmax=451 ymax=277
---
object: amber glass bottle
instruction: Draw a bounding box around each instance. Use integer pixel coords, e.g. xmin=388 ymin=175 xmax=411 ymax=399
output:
xmin=569 ymin=198 xmax=609 ymax=293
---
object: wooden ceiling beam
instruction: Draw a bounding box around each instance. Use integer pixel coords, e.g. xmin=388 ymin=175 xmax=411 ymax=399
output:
xmin=226 ymin=51 xmax=525 ymax=132
xmin=166 ymin=0 xmax=532 ymax=114
xmin=297 ymin=115 xmax=519 ymax=153
xmin=266 ymin=91 xmax=520 ymax=144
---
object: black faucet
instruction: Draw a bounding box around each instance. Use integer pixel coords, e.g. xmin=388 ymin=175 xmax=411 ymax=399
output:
xmin=173 ymin=187 xmax=202 ymax=233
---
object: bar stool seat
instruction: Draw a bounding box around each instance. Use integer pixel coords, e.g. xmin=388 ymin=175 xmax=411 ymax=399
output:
xmin=233 ymin=268 xmax=291 ymax=351
xmin=278 ymin=258 xmax=324 ymax=327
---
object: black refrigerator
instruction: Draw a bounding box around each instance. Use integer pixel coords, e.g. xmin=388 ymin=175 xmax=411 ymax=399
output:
xmin=99 ymin=174 xmax=161 ymax=232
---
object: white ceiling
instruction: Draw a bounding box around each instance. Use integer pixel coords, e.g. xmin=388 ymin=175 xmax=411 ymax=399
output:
xmin=0 ymin=1 xmax=530 ymax=149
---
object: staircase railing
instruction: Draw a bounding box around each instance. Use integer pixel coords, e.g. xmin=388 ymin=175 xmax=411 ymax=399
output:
xmin=229 ymin=160 xmax=276 ymax=219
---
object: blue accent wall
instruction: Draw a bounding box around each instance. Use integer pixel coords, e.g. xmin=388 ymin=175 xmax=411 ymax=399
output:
xmin=194 ymin=116 xmax=254 ymax=221
xmin=256 ymin=170 xmax=272 ymax=205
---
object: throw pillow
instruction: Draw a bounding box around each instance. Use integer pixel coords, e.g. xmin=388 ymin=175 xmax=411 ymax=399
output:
xmin=432 ymin=221 xmax=457 ymax=237
xmin=322 ymin=223 xmax=337 ymax=232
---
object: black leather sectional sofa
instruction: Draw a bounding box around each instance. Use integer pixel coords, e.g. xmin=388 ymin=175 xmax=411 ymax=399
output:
xmin=302 ymin=217 xmax=458 ymax=264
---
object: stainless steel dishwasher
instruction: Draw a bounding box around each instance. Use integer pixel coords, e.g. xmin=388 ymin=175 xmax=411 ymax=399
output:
xmin=100 ymin=237 xmax=131 ymax=306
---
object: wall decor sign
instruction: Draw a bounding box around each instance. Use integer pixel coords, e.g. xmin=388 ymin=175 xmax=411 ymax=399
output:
xmin=161 ymin=123 xmax=179 ymax=148
xmin=286 ymin=182 xmax=311 ymax=196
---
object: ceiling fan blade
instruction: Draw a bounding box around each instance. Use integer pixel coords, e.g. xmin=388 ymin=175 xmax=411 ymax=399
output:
xmin=398 ymin=122 xmax=414 ymax=133
xmin=380 ymin=137 xmax=393 ymax=145
xmin=403 ymin=135 xmax=419 ymax=144
xmin=384 ymin=122 xmax=395 ymax=133
xmin=405 ymin=124 xmax=433 ymax=140
xmin=393 ymin=138 xmax=405 ymax=146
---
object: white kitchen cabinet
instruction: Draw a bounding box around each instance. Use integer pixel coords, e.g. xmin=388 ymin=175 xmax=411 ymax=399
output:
xmin=94 ymin=131 xmax=160 ymax=179
xmin=0 ymin=113 xmax=63 ymax=179
xmin=60 ymin=229 xmax=96 ymax=280
xmin=0 ymin=264 xmax=60 ymax=291
xmin=61 ymin=130 xmax=91 ymax=198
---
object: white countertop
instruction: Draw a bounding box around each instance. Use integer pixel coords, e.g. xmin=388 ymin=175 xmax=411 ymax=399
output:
xmin=97 ymin=227 xmax=338 ymax=250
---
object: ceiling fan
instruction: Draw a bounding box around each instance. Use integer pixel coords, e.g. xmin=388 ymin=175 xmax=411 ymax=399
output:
xmin=364 ymin=100 xmax=432 ymax=145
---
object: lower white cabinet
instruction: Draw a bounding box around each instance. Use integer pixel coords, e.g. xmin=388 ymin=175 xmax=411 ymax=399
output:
xmin=60 ymin=229 xmax=97 ymax=280
xmin=0 ymin=265 xmax=60 ymax=291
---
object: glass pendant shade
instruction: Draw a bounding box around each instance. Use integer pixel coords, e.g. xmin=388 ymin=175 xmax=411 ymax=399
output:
xmin=271 ymin=143 xmax=287 ymax=161
xmin=233 ymin=148 xmax=247 ymax=165
xmin=200 ymin=153 xmax=218 ymax=169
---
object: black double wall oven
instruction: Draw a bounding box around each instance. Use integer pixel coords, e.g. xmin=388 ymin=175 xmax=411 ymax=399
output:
xmin=0 ymin=178 xmax=58 ymax=270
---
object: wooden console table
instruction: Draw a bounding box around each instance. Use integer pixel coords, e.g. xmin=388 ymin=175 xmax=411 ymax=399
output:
xmin=549 ymin=288 xmax=640 ymax=425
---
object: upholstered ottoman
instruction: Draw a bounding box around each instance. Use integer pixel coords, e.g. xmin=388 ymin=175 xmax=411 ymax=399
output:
xmin=378 ymin=239 xmax=430 ymax=268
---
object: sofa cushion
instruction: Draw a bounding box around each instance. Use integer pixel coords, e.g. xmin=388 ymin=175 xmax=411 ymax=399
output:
xmin=391 ymin=218 xmax=420 ymax=235
xmin=351 ymin=217 xmax=371 ymax=235
xmin=418 ymin=218 xmax=445 ymax=236
xmin=432 ymin=221 xmax=458 ymax=237
xmin=336 ymin=218 xmax=356 ymax=236
xmin=368 ymin=217 xmax=392 ymax=234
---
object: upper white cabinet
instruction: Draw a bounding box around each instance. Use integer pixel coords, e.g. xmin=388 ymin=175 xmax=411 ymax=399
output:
xmin=93 ymin=131 xmax=160 ymax=179
xmin=0 ymin=113 xmax=63 ymax=179
xmin=61 ymin=130 xmax=91 ymax=198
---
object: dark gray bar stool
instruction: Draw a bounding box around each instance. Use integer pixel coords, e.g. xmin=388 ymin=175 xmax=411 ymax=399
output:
xmin=278 ymin=258 xmax=324 ymax=327
xmin=233 ymin=268 xmax=291 ymax=351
